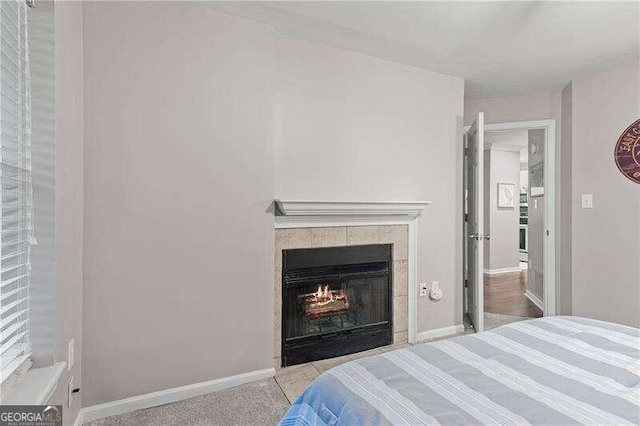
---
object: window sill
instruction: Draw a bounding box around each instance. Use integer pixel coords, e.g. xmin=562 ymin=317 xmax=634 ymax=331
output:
xmin=1 ymin=362 xmax=66 ymax=405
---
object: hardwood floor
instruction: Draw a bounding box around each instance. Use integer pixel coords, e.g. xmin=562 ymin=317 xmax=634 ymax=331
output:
xmin=484 ymin=270 xmax=542 ymax=318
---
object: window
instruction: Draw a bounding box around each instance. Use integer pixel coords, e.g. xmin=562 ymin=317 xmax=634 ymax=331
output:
xmin=0 ymin=0 xmax=35 ymax=383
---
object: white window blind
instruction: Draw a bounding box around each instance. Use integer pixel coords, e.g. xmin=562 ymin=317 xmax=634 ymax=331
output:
xmin=0 ymin=0 xmax=35 ymax=383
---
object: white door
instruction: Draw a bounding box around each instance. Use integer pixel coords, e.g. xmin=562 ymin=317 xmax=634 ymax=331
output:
xmin=466 ymin=112 xmax=485 ymax=332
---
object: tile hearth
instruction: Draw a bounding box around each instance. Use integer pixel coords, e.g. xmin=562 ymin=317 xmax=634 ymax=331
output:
xmin=273 ymin=224 xmax=409 ymax=369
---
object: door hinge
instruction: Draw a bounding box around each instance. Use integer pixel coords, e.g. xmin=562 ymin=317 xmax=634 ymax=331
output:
xmin=464 ymin=279 xmax=468 ymax=288
xmin=464 ymin=147 xmax=469 ymax=156
xmin=546 ymin=230 xmax=549 ymax=236
xmin=464 ymin=213 xmax=468 ymax=222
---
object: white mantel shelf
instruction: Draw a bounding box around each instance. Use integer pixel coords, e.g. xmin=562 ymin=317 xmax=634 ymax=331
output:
xmin=275 ymin=200 xmax=431 ymax=217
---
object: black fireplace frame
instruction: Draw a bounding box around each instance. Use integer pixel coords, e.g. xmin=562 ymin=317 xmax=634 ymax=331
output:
xmin=281 ymin=244 xmax=393 ymax=367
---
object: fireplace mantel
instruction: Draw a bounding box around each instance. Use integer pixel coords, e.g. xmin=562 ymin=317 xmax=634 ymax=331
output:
xmin=272 ymin=200 xmax=428 ymax=356
xmin=275 ymin=200 xmax=431 ymax=217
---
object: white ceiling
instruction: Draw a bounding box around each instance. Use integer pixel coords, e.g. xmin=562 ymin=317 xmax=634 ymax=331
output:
xmin=213 ymin=1 xmax=639 ymax=99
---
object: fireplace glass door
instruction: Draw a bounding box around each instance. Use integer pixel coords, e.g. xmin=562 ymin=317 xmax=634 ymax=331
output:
xmin=282 ymin=245 xmax=392 ymax=366
xmin=285 ymin=273 xmax=389 ymax=341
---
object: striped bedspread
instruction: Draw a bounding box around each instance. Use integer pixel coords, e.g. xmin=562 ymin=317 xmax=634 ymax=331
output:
xmin=279 ymin=316 xmax=640 ymax=425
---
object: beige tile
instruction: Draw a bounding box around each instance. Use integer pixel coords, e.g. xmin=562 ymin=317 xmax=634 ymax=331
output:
xmin=273 ymin=356 xmax=282 ymax=370
xmin=311 ymin=354 xmax=353 ymax=374
xmin=380 ymin=225 xmax=408 ymax=260
xmin=379 ymin=342 xmax=410 ymax=353
xmin=273 ymin=319 xmax=281 ymax=357
xmin=394 ymin=331 xmax=408 ymax=344
xmin=274 ymin=270 xmax=282 ymax=319
xmin=393 ymin=296 xmax=408 ymax=333
xmin=275 ymin=363 xmax=319 ymax=386
xmin=274 ymin=270 xmax=282 ymax=364
xmin=310 ymin=227 xmax=347 ymax=247
xmin=277 ymin=376 xmax=316 ymax=404
xmin=274 ymin=228 xmax=311 ymax=270
xmin=393 ymin=260 xmax=408 ymax=297
xmin=346 ymin=226 xmax=380 ymax=246
xmin=349 ymin=348 xmax=382 ymax=361
xmin=275 ymin=363 xmax=319 ymax=404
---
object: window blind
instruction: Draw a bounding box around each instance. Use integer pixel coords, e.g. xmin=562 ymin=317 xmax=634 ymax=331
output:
xmin=0 ymin=0 xmax=35 ymax=383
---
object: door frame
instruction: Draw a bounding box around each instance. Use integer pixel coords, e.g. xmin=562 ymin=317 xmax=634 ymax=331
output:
xmin=464 ymin=119 xmax=556 ymax=316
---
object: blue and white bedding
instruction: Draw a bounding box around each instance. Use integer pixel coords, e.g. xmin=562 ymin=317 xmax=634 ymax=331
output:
xmin=280 ymin=316 xmax=640 ymax=425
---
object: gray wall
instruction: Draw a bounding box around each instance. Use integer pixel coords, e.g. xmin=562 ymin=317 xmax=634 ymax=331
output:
xmin=560 ymin=83 xmax=573 ymax=315
xmin=465 ymin=92 xmax=562 ymax=128
xmin=527 ymin=129 xmax=545 ymax=299
xmin=82 ymin=3 xmax=276 ymax=405
xmin=486 ymin=149 xmax=520 ymax=271
xmin=571 ymin=57 xmax=640 ymax=327
xmin=465 ymin=64 xmax=640 ymax=324
xmin=275 ymin=35 xmax=465 ymax=333
xmin=79 ymin=1 xmax=465 ymax=408
xmin=49 ymin=2 xmax=84 ymax=425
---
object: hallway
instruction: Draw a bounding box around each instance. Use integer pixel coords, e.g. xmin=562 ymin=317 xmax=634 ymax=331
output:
xmin=484 ymin=271 xmax=543 ymax=318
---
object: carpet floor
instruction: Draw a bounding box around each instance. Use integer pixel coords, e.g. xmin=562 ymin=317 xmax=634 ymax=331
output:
xmin=86 ymin=379 xmax=290 ymax=426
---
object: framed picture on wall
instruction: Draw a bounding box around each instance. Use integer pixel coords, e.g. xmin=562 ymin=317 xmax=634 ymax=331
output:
xmin=497 ymin=182 xmax=516 ymax=208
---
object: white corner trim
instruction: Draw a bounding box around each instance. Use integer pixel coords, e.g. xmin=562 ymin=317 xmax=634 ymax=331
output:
xmin=483 ymin=267 xmax=522 ymax=275
xmin=275 ymin=200 xmax=431 ymax=217
xmin=1 ymin=362 xmax=66 ymax=406
xmin=525 ymin=289 xmax=544 ymax=312
xmin=416 ymin=324 xmax=465 ymax=342
xmin=76 ymin=367 xmax=275 ymax=425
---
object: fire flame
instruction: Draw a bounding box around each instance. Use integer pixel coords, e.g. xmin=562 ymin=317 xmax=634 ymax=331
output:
xmin=303 ymin=284 xmax=349 ymax=315
xmin=312 ymin=284 xmax=342 ymax=307
xmin=315 ymin=285 xmax=334 ymax=301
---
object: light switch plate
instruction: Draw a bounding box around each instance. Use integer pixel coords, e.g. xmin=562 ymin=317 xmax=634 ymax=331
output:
xmin=581 ymin=194 xmax=593 ymax=209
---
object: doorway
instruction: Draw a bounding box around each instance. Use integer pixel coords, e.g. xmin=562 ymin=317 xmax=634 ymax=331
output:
xmin=463 ymin=117 xmax=556 ymax=333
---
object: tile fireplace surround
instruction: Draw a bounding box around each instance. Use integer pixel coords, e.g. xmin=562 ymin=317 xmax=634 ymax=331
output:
xmin=273 ymin=225 xmax=409 ymax=369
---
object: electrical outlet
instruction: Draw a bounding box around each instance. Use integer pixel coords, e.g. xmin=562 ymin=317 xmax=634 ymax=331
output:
xmin=67 ymin=377 xmax=74 ymax=408
xmin=419 ymin=283 xmax=428 ymax=297
xmin=68 ymin=338 xmax=75 ymax=371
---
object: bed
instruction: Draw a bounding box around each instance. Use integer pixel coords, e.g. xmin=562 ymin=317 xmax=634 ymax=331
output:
xmin=279 ymin=316 xmax=640 ymax=425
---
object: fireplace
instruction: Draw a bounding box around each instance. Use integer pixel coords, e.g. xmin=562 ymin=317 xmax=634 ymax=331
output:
xmin=281 ymin=244 xmax=392 ymax=367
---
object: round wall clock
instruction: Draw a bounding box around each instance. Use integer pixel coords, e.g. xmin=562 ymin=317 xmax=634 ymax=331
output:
xmin=530 ymin=142 xmax=539 ymax=155
xmin=614 ymin=118 xmax=640 ymax=184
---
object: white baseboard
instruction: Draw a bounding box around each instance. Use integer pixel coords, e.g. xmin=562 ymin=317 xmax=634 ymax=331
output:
xmin=525 ymin=289 xmax=544 ymax=312
xmin=75 ymin=367 xmax=275 ymax=425
xmin=416 ymin=324 xmax=465 ymax=342
xmin=483 ymin=267 xmax=522 ymax=275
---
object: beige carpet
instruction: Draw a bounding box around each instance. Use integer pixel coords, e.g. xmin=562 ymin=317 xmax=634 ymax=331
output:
xmin=87 ymin=379 xmax=290 ymax=426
